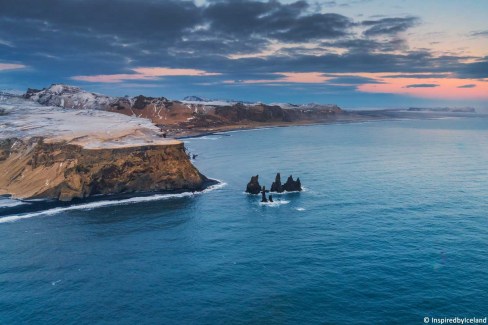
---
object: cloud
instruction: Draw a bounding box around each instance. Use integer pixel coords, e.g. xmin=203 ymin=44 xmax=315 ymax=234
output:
xmin=202 ymin=0 xmax=353 ymax=42
xmin=457 ymin=84 xmax=476 ymax=88
xmin=362 ymin=17 xmax=419 ymax=36
xmin=457 ymin=57 xmax=488 ymax=78
xmin=321 ymin=38 xmax=408 ymax=52
xmin=225 ymin=72 xmax=330 ymax=84
xmin=326 ymin=75 xmax=385 ymax=85
xmin=470 ymin=30 xmax=488 ymax=38
xmin=404 ymin=83 xmax=439 ymax=88
xmin=0 ymin=63 xmax=26 ymax=71
xmin=72 ymin=67 xmax=221 ymax=83
xmin=382 ymin=73 xmax=451 ymax=79
xmin=132 ymin=67 xmax=220 ymax=77
xmin=0 ymin=39 xmax=13 ymax=47
xmin=0 ymin=0 xmax=486 ymax=103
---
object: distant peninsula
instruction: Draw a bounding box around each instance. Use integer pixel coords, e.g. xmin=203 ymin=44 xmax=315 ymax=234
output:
xmin=408 ymin=107 xmax=476 ymax=113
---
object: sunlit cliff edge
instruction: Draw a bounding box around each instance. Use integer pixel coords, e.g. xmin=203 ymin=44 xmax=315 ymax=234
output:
xmin=0 ymin=94 xmax=210 ymax=201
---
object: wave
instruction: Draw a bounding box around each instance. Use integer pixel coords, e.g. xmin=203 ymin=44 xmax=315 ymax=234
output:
xmin=186 ymin=136 xmax=222 ymax=141
xmin=259 ymin=200 xmax=290 ymax=207
xmin=0 ymin=181 xmax=226 ymax=224
xmin=243 ymin=187 xmax=308 ymax=196
xmin=0 ymin=199 xmax=31 ymax=208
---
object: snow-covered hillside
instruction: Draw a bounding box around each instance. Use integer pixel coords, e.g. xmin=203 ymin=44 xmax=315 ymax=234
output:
xmin=0 ymin=93 xmax=176 ymax=149
xmin=24 ymin=84 xmax=114 ymax=110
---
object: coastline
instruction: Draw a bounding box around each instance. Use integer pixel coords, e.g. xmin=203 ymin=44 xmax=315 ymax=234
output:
xmin=0 ymin=177 xmax=223 ymax=221
xmin=175 ymin=109 xmax=482 ymax=139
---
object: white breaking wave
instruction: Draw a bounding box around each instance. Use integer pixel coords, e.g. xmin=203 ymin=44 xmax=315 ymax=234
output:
xmin=259 ymin=200 xmax=290 ymax=207
xmin=186 ymin=136 xmax=222 ymax=141
xmin=0 ymin=181 xmax=226 ymax=224
xmin=0 ymin=199 xmax=30 ymax=208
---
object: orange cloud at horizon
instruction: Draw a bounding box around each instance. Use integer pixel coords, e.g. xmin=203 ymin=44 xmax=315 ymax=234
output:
xmin=358 ymin=74 xmax=488 ymax=100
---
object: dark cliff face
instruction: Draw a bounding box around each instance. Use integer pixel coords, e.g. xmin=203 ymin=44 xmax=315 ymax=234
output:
xmin=132 ymin=95 xmax=169 ymax=109
xmin=213 ymin=103 xmax=341 ymax=123
xmin=0 ymin=138 xmax=208 ymax=201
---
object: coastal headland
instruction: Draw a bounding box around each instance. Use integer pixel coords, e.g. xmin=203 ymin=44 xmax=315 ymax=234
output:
xmin=0 ymin=94 xmax=210 ymax=201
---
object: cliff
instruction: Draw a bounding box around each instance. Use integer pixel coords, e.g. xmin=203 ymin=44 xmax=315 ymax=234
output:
xmin=0 ymin=139 xmax=207 ymax=201
xmin=0 ymin=95 xmax=210 ymax=201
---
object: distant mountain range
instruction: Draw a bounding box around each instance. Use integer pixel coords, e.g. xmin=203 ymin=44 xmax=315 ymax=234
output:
xmin=22 ymin=84 xmax=343 ymax=137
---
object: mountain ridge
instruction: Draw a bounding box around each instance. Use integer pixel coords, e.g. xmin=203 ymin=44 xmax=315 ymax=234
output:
xmin=23 ymin=84 xmax=344 ymax=137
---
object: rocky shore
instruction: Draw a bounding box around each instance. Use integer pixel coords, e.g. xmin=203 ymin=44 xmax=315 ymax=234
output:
xmin=0 ymin=139 xmax=209 ymax=201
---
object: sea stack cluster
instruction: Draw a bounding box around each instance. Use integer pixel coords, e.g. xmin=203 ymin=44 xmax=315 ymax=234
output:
xmin=245 ymin=173 xmax=302 ymax=194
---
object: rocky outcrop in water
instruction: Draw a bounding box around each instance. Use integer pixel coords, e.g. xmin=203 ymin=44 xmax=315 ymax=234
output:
xmin=261 ymin=186 xmax=268 ymax=202
xmin=283 ymin=175 xmax=302 ymax=192
xmin=248 ymin=173 xmax=302 ymax=195
xmin=270 ymin=173 xmax=284 ymax=193
xmin=246 ymin=175 xmax=261 ymax=194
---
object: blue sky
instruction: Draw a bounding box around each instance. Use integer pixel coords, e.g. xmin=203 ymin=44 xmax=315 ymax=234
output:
xmin=1 ymin=0 xmax=487 ymax=108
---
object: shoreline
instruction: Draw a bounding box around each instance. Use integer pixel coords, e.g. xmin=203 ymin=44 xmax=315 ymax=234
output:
xmin=0 ymin=178 xmax=222 ymax=218
xmin=175 ymin=109 xmax=483 ymax=139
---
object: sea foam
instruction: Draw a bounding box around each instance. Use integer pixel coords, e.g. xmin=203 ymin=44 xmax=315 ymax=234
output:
xmin=0 ymin=181 xmax=226 ymax=224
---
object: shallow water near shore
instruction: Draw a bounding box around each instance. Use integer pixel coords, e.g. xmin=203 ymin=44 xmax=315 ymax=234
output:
xmin=1 ymin=117 xmax=488 ymax=324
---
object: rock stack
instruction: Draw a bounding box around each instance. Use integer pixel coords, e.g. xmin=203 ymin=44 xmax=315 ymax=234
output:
xmin=270 ymin=173 xmax=284 ymax=193
xmin=245 ymin=175 xmax=261 ymax=194
xmin=246 ymin=173 xmax=302 ymax=195
xmin=282 ymin=175 xmax=302 ymax=192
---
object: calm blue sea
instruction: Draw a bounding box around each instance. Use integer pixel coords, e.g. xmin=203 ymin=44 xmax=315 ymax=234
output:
xmin=1 ymin=117 xmax=488 ymax=324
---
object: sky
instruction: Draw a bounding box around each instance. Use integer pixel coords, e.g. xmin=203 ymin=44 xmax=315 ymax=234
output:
xmin=0 ymin=0 xmax=488 ymax=109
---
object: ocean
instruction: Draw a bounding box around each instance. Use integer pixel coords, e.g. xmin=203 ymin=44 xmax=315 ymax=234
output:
xmin=1 ymin=117 xmax=488 ymax=324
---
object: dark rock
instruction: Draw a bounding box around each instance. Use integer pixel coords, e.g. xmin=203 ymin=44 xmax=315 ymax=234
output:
xmin=268 ymin=194 xmax=273 ymax=202
xmin=283 ymin=175 xmax=302 ymax=192
xmin=270 ymin=172 xmax=284 ymax=193
xmin=24 ymin=88 xmax=41 ymax=99
xmin=246 ymin=175 xmax=261 ymax=194
xmin=261 ymin=186 xmax=268 ymax=202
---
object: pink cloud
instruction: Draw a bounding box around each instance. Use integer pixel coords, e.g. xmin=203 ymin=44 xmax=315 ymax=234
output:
xmin=0 ymin=63 xmax=26 ymax=71
xmin=225 ymin=72 xmax=330 ymax=84
xmin=132 ymin=67 xmax=221 ymax=77
xmin=358 ymin=75 xmax=488 ymax=100
xmin=72 ymin=73 xmax=156 ymax=83
xmin=72 ymin=67 xmax=221 ymax=83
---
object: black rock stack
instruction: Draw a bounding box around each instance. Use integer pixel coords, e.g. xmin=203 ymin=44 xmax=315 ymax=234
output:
xmin=282 ymin=175 xmax=302 ymax=192
xmin=261 ymin=186 xmax=268 ymax=202
xmin=246 ymin=173 xmax=302 ymax=195
xmin=245 ymin=175 xmax=261 ymax=194
xmin=270 ymin=173 xmax=284 ymax=193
